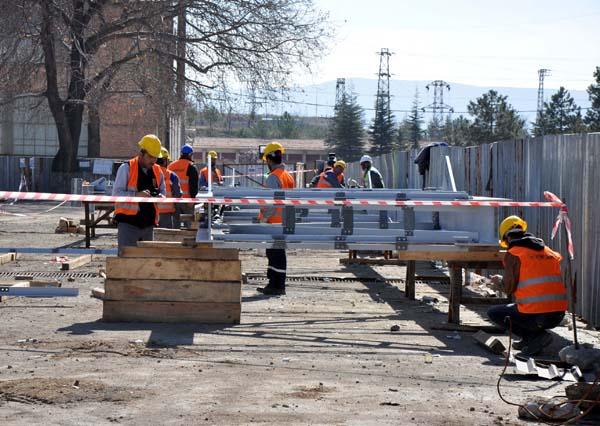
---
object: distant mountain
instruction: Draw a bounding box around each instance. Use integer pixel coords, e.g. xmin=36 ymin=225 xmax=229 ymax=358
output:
xmin=281 ymin=78 xmax=591 ymax=128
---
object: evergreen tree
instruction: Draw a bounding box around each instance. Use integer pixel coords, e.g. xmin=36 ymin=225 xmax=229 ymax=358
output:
xmin=467 ymin=90 xmax=527 ymax=144
xmin=534 ymin=87 xmax=585 ymax=135
xmin=443 ymin=115 xmax=472 ymax=146
xmin=326 ymin=92 xmax=365 ymax=162
xmin=405 ymin=90 xmax=423 ymax=149
xmin=426 ymin=116 xmax=444 ymax=141
xmin=396 ymin=119 xmax=411 ymax=151
xmin=585 ymin=67 xmax=600 ymax=132
xmin=368 ymin=94 xmax=396 ymax=156
xmin=277 ymin=111 xmax=298 ymax=139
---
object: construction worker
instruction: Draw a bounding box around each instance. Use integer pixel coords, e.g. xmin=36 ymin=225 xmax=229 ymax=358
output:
xmin=168 ymin=144 xmax=199 ymax=228
xmin=199 ymin=151 xmax=223 ymax=188
xmin=360 ymin=155 xmax=384 ymax=189
xmin=316 ymin=160 xmax=346 ymax=188
xmin=156 ymin=147 xmax=182 ymax=229
xmin=256 ymin=141 xmax=295 ymax=296
xmin=113 ymin=134 xmax=166 ymax=253
xmin=487 ymin=216 xmax=567 ymax=356
xmin=309 ymin=152 xmax=337 ymax=187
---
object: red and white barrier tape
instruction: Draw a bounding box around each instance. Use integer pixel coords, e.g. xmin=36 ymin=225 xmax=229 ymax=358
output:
xmin=0 ymin=191 xmax=565 ymax=209
xmin=544 ymin=191 xmax=575 ymax=260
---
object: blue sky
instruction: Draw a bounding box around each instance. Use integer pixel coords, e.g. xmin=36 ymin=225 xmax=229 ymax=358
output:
xmin=304 ymin=0 xmax=600 ymax=90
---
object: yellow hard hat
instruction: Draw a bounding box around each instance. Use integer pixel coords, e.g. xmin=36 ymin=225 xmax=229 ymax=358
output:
xmin=138 ymin=134 xmax=162 ymax=158
xmin=334 ymin=160 xmax=346 ymax=170
xmin=160 ymin=147 xmax=171 ymax=161
xmin=261 ymin=141 xmax=285 ymax=161
xmin=498 ymin=215 xmax=527 ymax=248
xmin=207 ymin=150 xmax=217 ymax=160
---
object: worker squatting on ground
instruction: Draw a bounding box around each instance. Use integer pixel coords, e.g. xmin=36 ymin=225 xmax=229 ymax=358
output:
xmin=359 ymin=155 xmax=385 ymax=188
xmin=199 ymin=151 xmax=223 ymax=188
xmin=168 ymin=144 xmax=199 ymax=228
xmin=113 ymin=134 xmax=166 ymax=254
xmin=487 ymin=215 xmax=568 ymax=356
xmin=256 ymin=141 xmax=296 ymax=296
xmin=156 ymin=147 xmax=182 ymax=229
xmin=316 ymin=160 xmax=346 ymax=188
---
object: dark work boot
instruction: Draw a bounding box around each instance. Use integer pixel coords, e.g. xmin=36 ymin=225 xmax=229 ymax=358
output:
xmin=257 ymin=286 xmax=286 ymax=296
xmin=520 ymin=332 xmax=553 ymax=357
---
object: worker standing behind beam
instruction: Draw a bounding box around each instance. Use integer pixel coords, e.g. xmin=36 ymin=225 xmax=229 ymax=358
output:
xmin=316 ymin=160 xmax=346 ymax=188
xmin=168 ymin=144 xmax=199 ymax=228
xmin=113 ymin=134 xmax=166 ymax=254
xmin=199 ymin=151 xmax=223 ymax=188
xmin=487 ymin=216 xmax=567 ymax=356
xmin=359 ymin=155 xmax=384 ymax=188
xmin=157 ymin=147 xmax=181 ymax=229
xmin=309 ymin=152 xmax=337 ymax=187
xmin=256 ymin=141 xmax=295 ymax=296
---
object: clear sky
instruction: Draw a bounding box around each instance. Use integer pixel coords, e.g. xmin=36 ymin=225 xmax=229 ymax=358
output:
xmin=303 ymin=0 xmax=600 ymax=90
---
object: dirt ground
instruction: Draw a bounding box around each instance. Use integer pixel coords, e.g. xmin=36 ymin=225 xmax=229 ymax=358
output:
xmin=1 ymin=202 xmax=599 ymax=425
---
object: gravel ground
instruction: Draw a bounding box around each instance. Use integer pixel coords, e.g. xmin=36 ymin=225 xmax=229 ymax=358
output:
xmin=1 ymin=202 xmax=599 ymax=425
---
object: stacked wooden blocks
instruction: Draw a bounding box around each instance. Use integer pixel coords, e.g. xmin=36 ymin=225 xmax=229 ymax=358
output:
xmin=102 ymin=242 xmax=241 ymax=323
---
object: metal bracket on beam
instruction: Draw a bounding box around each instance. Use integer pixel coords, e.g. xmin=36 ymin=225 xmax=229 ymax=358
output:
xmin=403 ymin=206 xmax=415 ymax=234
xmin=379 ymin=210 xmax=389 ymax=229
xmin=329 ymin=209 xmax=341 ymax=228
xmin=283 ymin=206 xmax=295 ymax=234
xmin=274 ymin=191 xmax=285 ymax=200
xmin=298 ymin=208 xmax=309 ymax=217
xmin=396 ymin=192 xmax=407 ymax=201
xmin=334 ymin=192 xmax=346 ymax=201
xmin=432 ymin=211 xmax=441 ymax=230
xmin=334 ymin=236 xmax=348 ymax=250
xmin=342 ymin=206 xmax=353 ymax=235
xmin=396 ymin=236 xmax=408 ymax=251
xmin=272 ymin=237 xmax=286 ymax=250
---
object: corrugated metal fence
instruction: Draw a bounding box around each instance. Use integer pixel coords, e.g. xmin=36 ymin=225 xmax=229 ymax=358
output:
xmin=347 ymin=133 xmax=600 ymax=327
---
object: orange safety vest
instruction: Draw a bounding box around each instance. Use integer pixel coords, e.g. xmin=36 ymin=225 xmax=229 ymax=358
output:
xmin=508 ymin=245 xmax=567 ymax=314
xmin=158 ymin=166 xmax=175 ymax=214
xmin=168 ymin=158 xmax=193 ymax=197
xmin=200 ymin=167 xmax=223 ymax=185
xmin=258 ymin=167 xmax=295 ymax=224
xmin=114 ymin=157 xmax=163 ymax=225
xmin=316 ymin=171 xmax=344 ymax=188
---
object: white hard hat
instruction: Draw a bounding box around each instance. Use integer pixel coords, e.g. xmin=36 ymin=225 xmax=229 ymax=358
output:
xmin=360 ymin=155 xmax=372 ymax=164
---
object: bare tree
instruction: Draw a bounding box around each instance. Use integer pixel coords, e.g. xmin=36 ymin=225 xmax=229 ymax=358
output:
xmin=0 ymin=0 xmax=330 ymax=172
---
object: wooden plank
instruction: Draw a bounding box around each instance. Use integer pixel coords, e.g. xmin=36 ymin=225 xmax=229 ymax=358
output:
xmin=106 ymin=257 xmax=241 ymax=281
xmin=104 ymin=279 xmax=241 ymax=303
xmin=405 ymin=260 xmax=416 ymax=300
xmin=397 ymin=250 xmax=504 ymax=262
xmin=102 ymin=301 xmax=241 ymax=324
xmin=339 ymin=258 xmax=405 ymax=266
xmin=0 ymin=253 xmax=17 ymax=265
xmin=29 ymin=279 xmax=61 ymax=288
xmin=91 ymin=287 xmax=105 ymax=300
xmin=153 ymin=228 xmax=197 ymax=242
xmin=460 ymin=296 xmax=510 ymax=305
xmin=448 ymin=265 xmax=463 ymax=324
xmin=61 ymin=255 xmax=93 ymax=271
xmin=120 ymin=245 xmax=238 ymax=260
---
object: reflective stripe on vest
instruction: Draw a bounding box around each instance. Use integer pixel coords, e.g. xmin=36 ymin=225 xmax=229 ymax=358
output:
xmin=509 ymin=245 xmax=567 ymax=314
xmin=158 ymin=167 xmax=175 ymax=214
xmin=114 ymin=157 xmax=162 ymax=224
xmin=257 ymin=167 xmax=295 ymax=224
xmin=316 ymin=171 xmax=332 ymax=188
xmin=168 ymin=159 xmax=192 ymax=197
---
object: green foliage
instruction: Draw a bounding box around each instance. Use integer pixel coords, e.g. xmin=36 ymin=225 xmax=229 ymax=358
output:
xmin=584 ymin=67 xmax=600 ymax=132
xmin=534 ymin=87 xmax=585 ymax=136
xmin=368 ymin=94 xmax=396 ymax=156
xmin=467 ymin=90 xmax=527 ymax=144
xmin=326 ymin=92 xmax=365 ymax=162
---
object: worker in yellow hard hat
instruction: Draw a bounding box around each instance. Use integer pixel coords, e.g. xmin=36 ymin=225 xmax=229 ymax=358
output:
xmin=156 ymin=147 xmax=182 ymax=229
xmin=256 ymin=141 xmax=295 ymax=296
xmin=199 ymin=150 xmax=223 ymax=188
xmin=315 ymin=159 xmax=346 ymax=188
xmin=112 ymin=134 xmax=166 ymax=253
xmin=486 ymin=215 xmax=567 ymax=356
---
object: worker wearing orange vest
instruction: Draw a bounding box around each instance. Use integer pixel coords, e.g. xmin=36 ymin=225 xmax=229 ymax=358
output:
xmin=256 ymin=142 xmax=295 ymax=296
xmin=156 ymin=147 xmax=182 ymax=229
xmin=113 ymin=135 xmax=166 ymax=254
xmin=487 ymin=216 xmax=567 ymax=356
xmin=199 ymin=151 xmax=223 ymax=188
xmin=316 ymin=160 xmax=346 ymax=188
xmin=168 ymin=144 xmax=198 ymax=228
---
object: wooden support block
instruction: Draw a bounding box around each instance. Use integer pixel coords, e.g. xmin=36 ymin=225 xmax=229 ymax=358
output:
xmin=106 ymin=257 xmax=241 ymax=281
xmin=153 ymin=228 xmax=197 ymax=242
xmin=104 ymin=279 xmax=241 ymax=303
xmin=405 ymin=260 xmax=416 ymax=300
xmin=91 ymin=287 xmax=105 ymax=300
xmin=29 ymin=279 xmax=61 ymax=288
xmin=448 ymin=264 xmax=463 ymax=324
xmin=0 ymin=253 xmax=17 ymax=265
xmin=61 ymin=255 xmax=93 ymax=271
xmin=121 ymin=245 xmax=238 ymax=260
xmin=460 ymin=296 xmax=510 ymax=305
xmin=473 ymin=330 xmax=506 ymax=355
xmin=397 ymin=250 xmax=504 ymax=262
xmin=180 ymin=214 xmax=194 ymax=222
xmin=102 ymin=301 xmax=241 ymax=323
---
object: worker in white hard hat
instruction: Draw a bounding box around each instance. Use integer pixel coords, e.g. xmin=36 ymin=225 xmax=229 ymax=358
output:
xmin=487 ymin=215 xmax=567 ymax=356
xmin=359 ymin=155 xmax=384 ymax=189
xmin=113 ymin=134 xmax=166 ymax=253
